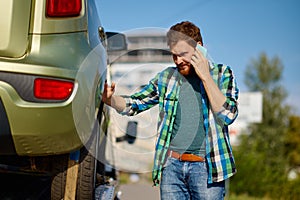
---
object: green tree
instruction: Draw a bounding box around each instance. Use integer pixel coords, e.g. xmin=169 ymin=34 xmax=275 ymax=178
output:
xmin=285 ymin=115 xmax=300 ymax=170
xmin=282 ymin=115 xmax=300 ymax=198
xmin=230 ymin=53 xmax=291 ymax=198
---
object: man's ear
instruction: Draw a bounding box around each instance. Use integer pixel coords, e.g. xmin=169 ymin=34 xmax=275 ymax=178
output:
xmin=197 ymin=41 xmax=203 ymax=46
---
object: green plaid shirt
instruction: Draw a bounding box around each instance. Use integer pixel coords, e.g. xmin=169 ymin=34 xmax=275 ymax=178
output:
xmin=120 ymin=62 xmax=239 ymax=186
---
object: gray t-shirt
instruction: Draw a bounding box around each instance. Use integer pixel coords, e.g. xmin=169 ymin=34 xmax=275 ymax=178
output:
xmin=170 ymin=73 xmax=206 ymax=156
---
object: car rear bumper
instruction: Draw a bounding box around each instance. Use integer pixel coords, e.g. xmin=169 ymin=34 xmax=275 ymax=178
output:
xmin=0 ymin=82 xmax=83 ymax=156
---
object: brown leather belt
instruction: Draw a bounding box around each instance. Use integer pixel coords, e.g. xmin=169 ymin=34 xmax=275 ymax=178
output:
xmin=168 ymin=150 xmax=205 ymax=162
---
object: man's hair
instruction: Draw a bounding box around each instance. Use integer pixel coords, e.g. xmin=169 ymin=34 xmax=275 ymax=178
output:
xmin=166 ymin=21 xmax=203 ymax=48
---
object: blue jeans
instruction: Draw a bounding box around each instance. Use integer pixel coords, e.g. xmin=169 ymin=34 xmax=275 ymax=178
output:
xmin=160 ymin=157 xmax=225 ymax=200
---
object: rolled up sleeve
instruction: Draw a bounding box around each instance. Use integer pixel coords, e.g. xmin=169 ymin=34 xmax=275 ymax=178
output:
xmin=214 ymin=65 xmax=239 ymax=125
xmin=216 ymin=97 xmax=238 ymax=125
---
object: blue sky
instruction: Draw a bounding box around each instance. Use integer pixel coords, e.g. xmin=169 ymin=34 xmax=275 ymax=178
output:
xmin=96 ymin=0 xmax=300 ymax=115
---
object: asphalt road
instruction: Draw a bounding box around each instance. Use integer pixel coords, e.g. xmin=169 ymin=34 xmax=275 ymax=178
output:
xmin=119 ymin=183 xmax=160 ymax=200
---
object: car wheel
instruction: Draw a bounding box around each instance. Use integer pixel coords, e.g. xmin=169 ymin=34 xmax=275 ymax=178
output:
xmin=77 ymin=138 xmax=98 ymax=199
xmin=51 ymin=125 xmax=99 ymax=200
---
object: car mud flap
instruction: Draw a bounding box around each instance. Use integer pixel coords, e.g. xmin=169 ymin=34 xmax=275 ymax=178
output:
xmin=94 ymin=184 xmax=115 ymax=200
xmin=0 ymin=99 xmax=16 ymax=155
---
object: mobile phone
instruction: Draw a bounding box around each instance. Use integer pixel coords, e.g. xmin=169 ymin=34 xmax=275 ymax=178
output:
xmin=196 ymin=43 xmax=207 ymax=58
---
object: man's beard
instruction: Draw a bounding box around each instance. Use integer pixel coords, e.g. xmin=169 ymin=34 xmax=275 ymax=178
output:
xmin=176 ymin=63 xmax=194 ymax=76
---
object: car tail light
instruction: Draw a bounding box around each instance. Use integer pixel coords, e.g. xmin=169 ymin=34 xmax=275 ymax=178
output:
xmin=34 ymin=78 xmax=74 ymax=100
xmin=46 ymin=0 xmax=82 ymax=17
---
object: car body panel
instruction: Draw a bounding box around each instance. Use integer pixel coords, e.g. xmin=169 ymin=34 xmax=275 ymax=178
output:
xmin=0 ymin=79 xmax=80 ymax=155
xmin=0 ymin=0 xmax=31 ymax=58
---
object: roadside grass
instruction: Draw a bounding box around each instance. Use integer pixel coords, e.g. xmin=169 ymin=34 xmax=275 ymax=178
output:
xmin=228 ymin=193 xmax=271 ymax=200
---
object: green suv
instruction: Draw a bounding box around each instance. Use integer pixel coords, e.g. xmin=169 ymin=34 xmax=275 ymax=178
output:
xmin=0 ymin=0 xmax=124 ymax=199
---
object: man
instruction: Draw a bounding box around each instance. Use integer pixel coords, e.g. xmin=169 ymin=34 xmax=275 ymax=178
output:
xmin=102 ymin=21 xmax=239 ymax=199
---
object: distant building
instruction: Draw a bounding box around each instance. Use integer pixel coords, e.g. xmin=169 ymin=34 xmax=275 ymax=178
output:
xmin=108 ymin=28 xmax=173 ymax=64
xmin=108 ymin=28 xmax=173 ymax=89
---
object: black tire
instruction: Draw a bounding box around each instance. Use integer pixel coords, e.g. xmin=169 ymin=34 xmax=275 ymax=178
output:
xmin=51 ymin=126 xmax=98 ymax=200
xmin=51 ymin=153 xmax=68 ymax=199
xmin=76 ymin=140 xmax=97 ymax=199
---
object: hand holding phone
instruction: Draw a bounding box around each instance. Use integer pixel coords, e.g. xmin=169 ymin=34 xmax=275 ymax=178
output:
xmin=191 ymin=43 xmax=210 ymax=79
